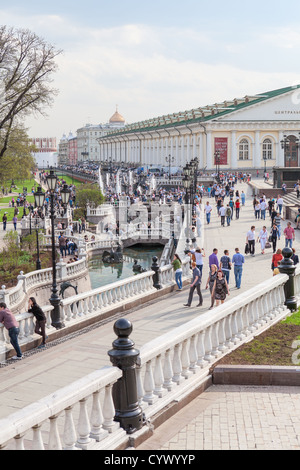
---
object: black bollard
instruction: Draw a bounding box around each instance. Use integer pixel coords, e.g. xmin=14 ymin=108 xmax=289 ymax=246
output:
xmin=151 ymin=256 xmax=162 ymax=290
xmin=108 ymin=318 xmax=144 ymax=434
xmin=279 ymin=247 xmax=297 ymax=312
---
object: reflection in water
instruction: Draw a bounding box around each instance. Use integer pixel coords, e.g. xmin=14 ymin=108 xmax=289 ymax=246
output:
xmin=88 ymin=244 xmax=163 ymax=290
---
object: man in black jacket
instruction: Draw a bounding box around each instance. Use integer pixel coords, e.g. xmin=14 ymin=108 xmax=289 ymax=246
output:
xmin=28 ymin=297 xmax=47 ymax=348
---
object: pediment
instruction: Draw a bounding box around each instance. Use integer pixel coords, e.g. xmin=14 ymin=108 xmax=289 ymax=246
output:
xmin=216 ymin=89 xmax=300 ymax=122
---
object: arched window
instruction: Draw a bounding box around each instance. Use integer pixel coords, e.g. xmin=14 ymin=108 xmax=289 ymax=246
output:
xmin=239 ymin=139 xmax=249 ymax=160
xmin=262 ymin=138 xmax=273 ymax=160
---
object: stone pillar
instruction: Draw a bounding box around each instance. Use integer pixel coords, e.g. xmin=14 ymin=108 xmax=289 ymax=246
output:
xmin=108 ymin=318 xmax=144 ymax=434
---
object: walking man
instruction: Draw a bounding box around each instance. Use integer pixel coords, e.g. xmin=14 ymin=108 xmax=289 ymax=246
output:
xmin=284 ymin=222 xmax=295 ymax=248
xmin=0 ymin=302 xmax=22 ymax=360
xmin=184 ymin=261 xmax=203 ymax=307
xmin=232 ymin=248 xmax=245 ymax=289
xmin=204 ymin=201 xmax=212 ymax=224
xmin=246 ymin=226 xmax=256 ymax=256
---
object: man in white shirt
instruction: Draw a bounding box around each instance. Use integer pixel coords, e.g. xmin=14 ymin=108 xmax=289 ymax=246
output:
xmin=260 ymin=200 xmax=267 ymax=220
xmin=246 ymin=225 xmax=256 ymax=256
xmin=219 ymin=204 xmax=226 ymax=227
xmin=204 ymin=201 xmax=212 ymax=224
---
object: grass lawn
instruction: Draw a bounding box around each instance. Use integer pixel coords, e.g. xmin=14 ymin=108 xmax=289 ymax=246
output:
xmin=213 ymin=309 xmax=300 ymax=367
xmin=55 ymin=173 xmax=85 ymax=187
xmin=0 ymin=207 xmax=24 ymax=220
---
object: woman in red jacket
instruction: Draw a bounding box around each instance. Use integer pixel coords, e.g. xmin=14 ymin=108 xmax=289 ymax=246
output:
xmin=271 ymin=249 xmax=283 ymax=271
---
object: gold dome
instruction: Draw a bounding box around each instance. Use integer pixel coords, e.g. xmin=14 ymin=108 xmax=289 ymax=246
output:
xmin=109 ymin=106 xmax=125 ymax=123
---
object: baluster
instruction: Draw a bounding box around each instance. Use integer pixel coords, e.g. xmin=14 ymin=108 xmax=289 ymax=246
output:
xmin=90 ymin=390 xmax=108 ymax=442
xmin=48 ymin=414 xmax=62 ymax=450
xmin=136 ymin=362 xmax=144 ymax=405
xmin=218 ymin=318 xmax=228 ymax=353
xmin=76 ymin=397 xmax=91 ymax=450
xmin=204 ymin=326 xmax=214 ymax=362
xmin=154 ymin=355 xmax=166 ymax=397
xmin=163 ymin=349 xmax=173 ymax=391
xmin=143 ymin=360 xmax=156 ymax=404
xmin=172 ymin=343 xmax=183 ymax=384
xmin=236 ymin=307 xmax=246 ymax=342
xmin=32 ymin=424 xmax=45 ymax=450
xmin=189 ymin=335 xmax=198 ymax=373
xmin=231 ymin=311 xmax=241 ymax=345
xmin=14 ymin=434 xmax=25 ymax=450
xmin=102 ymin=384 xmax=118 ymax=433
xmin=63 ymin=406 xmax=77 ymax=450
xmin=211 ymin=322 xmax=222 ymax=357
xmin=197 ymin=330 xmax=209 ymax=368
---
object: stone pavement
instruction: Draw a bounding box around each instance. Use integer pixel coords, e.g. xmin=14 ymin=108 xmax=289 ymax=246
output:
xmin=1 ymin=179 xmax=300 ymax=450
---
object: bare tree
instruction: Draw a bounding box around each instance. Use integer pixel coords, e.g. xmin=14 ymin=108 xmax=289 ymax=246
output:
xmin=0 ymin=26 xmax=62 ymax=158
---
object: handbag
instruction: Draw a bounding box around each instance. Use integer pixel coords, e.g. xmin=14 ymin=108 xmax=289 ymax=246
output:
xmin=245 ymin=243 xmax=250 ymax=254
xmin=265 ymin=241 xmax=271 ymax=248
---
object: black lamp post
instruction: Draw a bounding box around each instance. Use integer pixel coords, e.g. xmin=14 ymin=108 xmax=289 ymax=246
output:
xmin=281 ymin=135 xmax=290 ymax=167
xmin=165 ymin=154 xmax=175 ymax=181
xmin=33 ymin=186 xmax=45 ymax=271
xmin=46 ymin=169 xmax=66 ymax=329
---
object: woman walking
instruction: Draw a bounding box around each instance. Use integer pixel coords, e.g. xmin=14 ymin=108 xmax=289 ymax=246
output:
xmin=28 ymin=297 xmax=47 ymax=348
xmin=172 ymin=254 xmax=183 ymax=290
xmin=270 ymin=223 xmax=280 ymax=253
xmin=271 ymin=249 xmax=283 ymax=271
xmin=257 ymin=226 xmax=268 ymax=254
xmin=211 ymin=270 xmax=230 ymax=307
xmin=205 ymin=264 xmax=218 ymax=309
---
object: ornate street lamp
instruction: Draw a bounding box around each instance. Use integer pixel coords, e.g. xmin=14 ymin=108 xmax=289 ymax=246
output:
xmin=60 ymin=184 xmax=71 ymax=215
xmin=33 ymin=186 xmax=45 ymax=271
xmin=46 ymin=168 xmax=64 ymax=329
xmin=281 ymin=135 xmax=290 ymax=167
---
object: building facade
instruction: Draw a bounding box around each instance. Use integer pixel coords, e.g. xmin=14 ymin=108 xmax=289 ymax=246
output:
xmin=30 ymin=137 xmax=57 ymax=168
xmin=77 ymin=108 xmax=126 ymax=163
xmin=97 ymin=85 xmax=300 ymax=171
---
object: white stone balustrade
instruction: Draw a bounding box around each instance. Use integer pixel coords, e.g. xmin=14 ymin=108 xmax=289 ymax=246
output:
xmin=0 ymin=272 xmax=291 ymax=450
xmin=0 ymin=367 xmax=125 ymax=450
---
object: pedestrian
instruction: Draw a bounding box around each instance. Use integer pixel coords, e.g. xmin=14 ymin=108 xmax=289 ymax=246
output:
xmin=190 ymin=247 xmax=205 ymax=277
xmin=183 ymin=261 xmax=203 ymax=307
xmin=172 ymin=254 xmax=183 ymax=291
xmin=219 ymin=204 xmax=226 ymax=227
xmin=270 ymin=223 xmax=280 ymax=253
xmin=291 ymin=248 xmax=299 ymax=265
xmin=205 ymin=264 xmax=218 ymax=309
xmin=254 ymin=200 xmax=261 ymax=219
xmin=208 ymin=248 xmax=219 ymax=269
xmin=220 ymin=249 xmax=232 ymax=283
xmin=2 ymin=212 xmax=7 ymax=231
xmin=232 ymin=247 xmax=245 ymax=289
xmin=58 ymin=233 xmax=67 ymax=257
xmin=284 ymin=222 xmax=295 ymax=248
xmin=260 ymin=199 xmax=267 ymax=220
xmin=204 ymin=201 xmax=212 ymax=224
xmin=12 ymin=215 xmax=18 ymax=230
xmin=277 ymin=195 xmax=283 ymax=215
xmin=274 ymin=212 xmax=282 ymax=238
xmin=241 ymin=191 xmax=246 ymax=206
xmin=257 ymin=226 xmax=268 ymax=254
xmin=226 ymin=204 xmax=232 ymax=226
xmin=211 ymin=270 xmax=230 ymax=307
xmin=235 ymin=198 xmax=240 ymax=219
xmin=246 ymin=226 xmax=256 ymax=256
xmin=28 ymin=297 xmax=47 ymax=348
xmin=271 ymin=249 xmax=283 ymax=271
xmin=0 ymin=302 xmax=22 ymax=360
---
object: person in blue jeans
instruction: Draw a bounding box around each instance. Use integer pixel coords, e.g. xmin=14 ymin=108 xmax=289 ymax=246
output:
xmin=232 ymin=247 xmax=245 ymax=289
xmin=172 ymin=254 xmax=182 ymax=290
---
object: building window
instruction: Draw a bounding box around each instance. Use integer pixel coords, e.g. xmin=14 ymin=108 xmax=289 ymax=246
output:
xmin=262 ymin=138 xmax=273 ymax=160
xmin=239 ymin=139 xmax=249 ymax=160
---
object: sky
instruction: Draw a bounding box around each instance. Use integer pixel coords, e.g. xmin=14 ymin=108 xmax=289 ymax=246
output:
xmin=1 ymin=0 xmax=300 ymax=141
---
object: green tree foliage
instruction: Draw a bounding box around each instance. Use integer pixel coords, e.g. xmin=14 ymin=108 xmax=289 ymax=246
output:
xmin=76 ymin=184 xmax=104 ymax=218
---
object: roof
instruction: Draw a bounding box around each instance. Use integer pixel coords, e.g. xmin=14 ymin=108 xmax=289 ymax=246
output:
xmin=100 ymin=85 xmax=300 ymax=138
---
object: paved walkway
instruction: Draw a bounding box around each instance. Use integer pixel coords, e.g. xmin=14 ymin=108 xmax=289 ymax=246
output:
xmin=1 ymin=179 xmax=300 ymax=450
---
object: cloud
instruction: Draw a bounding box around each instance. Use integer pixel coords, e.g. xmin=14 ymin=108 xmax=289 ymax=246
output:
xmin=1 ymin=9 xmax=299 ymax=139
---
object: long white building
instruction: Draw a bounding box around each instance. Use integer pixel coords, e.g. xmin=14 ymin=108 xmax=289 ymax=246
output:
xmin=96 ymin=85 xmax=300 ymax=170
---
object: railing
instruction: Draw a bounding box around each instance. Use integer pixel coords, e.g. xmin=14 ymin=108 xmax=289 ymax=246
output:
xmin=0 ymin=367 xmax=124 ymax=450
xmin=0 ymin=272 xmax=290 ymax=450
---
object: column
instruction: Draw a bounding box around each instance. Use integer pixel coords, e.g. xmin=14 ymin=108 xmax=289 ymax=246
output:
xmin=206 ymin=132 xmax=213 ymax=169
xmin=231 ymin=131 xmax=238 ymax=169
xmin=277 ymin=131 xmax=285 ymax=167
xmin=254 ymin=131 xmax=261 ymax=168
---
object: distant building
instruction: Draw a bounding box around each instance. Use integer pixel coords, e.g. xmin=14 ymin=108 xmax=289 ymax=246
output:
xmin=30 ymin=137 xmax=57 ymax=168
xmin=77 ymin=107 xmax=126 ymax=163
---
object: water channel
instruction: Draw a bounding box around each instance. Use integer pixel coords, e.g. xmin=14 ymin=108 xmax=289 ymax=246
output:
xmin=88 ymin=244 xmax=163 ymax=289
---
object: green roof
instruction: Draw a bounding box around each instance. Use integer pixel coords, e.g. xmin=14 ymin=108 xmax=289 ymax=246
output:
xmin=99 ymin=85 xmax=300 ymax=139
